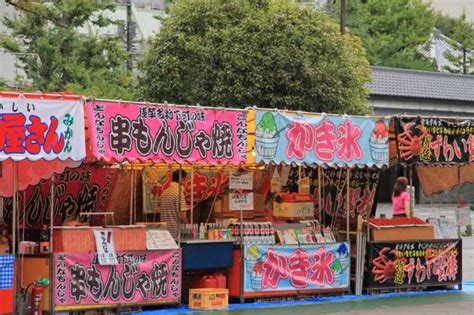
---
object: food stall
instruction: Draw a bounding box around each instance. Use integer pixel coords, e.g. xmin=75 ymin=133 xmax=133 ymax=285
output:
xmin=227 ymin=108 xmax=390 ymax=301
xmin=0 ymin=91 xmax=86 ymax=314
xmin=364 ymin=116 xmax=471 ymax=293
xmin=85 ymin=99 xmax=250 ymax=306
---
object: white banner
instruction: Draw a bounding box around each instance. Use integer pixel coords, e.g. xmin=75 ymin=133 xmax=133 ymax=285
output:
xmin=93 ymin=229 xmax=118 ymax=266
xmin=0 ymin=98 xmax=85 ymax=161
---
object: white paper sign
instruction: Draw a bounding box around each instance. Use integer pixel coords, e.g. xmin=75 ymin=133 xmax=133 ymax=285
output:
xmin=146 ymin=229 xmax=178 ymax=250
xmin=229 ymin=192 xmax=254 ymax=211
xmin=229 ymin=172 xmax=253 ymax=190
xmin=93 ymin=229 xmax=118 ymax=265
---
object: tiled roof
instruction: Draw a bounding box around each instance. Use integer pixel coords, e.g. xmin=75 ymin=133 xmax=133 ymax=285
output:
xmin=370 ymin=66 xmax=474 ymax=102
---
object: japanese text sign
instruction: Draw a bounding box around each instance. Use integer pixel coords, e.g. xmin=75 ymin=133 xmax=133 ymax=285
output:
xmin=1 ymin=166 xmax=118 ymax=228
xmin=395 ymin=117 xmax=474 ymax=165
xmin=230 ymin=192 xmax=254 ymax=211
xmin=243 ymin=243 xmax=350 ymax=293
xmin=93 ymin=229 xmax=118 ymax=265
xmin=54 ymin=250 xmax=181 ymax=310
xmin=86 ymin=100 xmax=247 ymax=164
xmin=229 ymin=172 xmax=253 ymax=190
xmin=367 ymin=240 xmax=462 ymax=289
xmin=0 ymin=98 xmax=85 ymax=161
xmin=254 ymin=110 xmax=389 ymax=167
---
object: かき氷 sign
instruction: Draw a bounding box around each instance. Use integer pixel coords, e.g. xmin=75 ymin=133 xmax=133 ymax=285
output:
xmin=253 ymin=110 xmax=389 ymax=167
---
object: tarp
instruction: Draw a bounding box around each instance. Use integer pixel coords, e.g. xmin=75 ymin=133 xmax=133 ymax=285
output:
xmin=86 ymin=100 xmax=248 ymax=165
xmin=416 ymin=164 xmax=474 ymax=197
xmin=248 ymin=109 xmax=389 ymax=168
xmin=0 ymin=92 xmax=86 ymax=196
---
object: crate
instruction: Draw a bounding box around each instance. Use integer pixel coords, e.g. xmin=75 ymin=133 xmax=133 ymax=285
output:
xmin=189 ymin=288 xmax=229 ymax=310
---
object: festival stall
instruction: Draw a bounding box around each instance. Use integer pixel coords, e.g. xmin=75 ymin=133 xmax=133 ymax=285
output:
xmin=85 ymin=99 xmax=249 ymax=308
xmin=226 ymin=109 xmax=389 ymax=301
xmin=364 ymin=116 xmax=471 ymax=293
xmin=0 ymin=91 xmax=86 ymax=314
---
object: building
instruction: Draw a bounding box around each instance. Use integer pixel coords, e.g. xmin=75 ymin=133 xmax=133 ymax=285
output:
xmin=369 ymin=66 xmax=474 ymax=204
xmin=429 ymin=0 xmax=474 ymax=21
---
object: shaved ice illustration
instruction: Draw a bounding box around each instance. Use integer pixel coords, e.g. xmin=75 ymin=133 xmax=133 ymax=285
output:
xmin=251 ymin=261 xmax=263 ymax=291
xmin=331 ymin=258 xmax=344 ymax=286
xmin=246 ymin=244 xmax=262 ymax=273
xmin=256 ymin=112 xmax=280 ymax=159
xmin=336 ymin=243 xmax=350 ymax=268
xmin=369 ymin=119 xmax=389 ymax=164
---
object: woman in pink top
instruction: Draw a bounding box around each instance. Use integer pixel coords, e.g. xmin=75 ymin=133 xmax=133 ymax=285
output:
xmin=392 ymin=177 xmax=411 ymax=218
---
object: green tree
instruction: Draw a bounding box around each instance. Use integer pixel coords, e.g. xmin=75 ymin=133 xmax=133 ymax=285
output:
xmin=442 ymin=11 xmax=474 ymax=74
xmin=334 ymin=0 xmax=435 ymax=71
xmin=138 ymin=0 xmax=371 ymax=114
xmin=0 ymin=0 xmax=134 ymax=99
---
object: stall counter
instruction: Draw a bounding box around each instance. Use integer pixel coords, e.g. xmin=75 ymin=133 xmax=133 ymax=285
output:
xmin=229 ymin=242 xmax=350 ymax=299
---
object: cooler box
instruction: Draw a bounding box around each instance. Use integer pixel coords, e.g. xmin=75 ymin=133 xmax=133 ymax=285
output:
xmin=273 ymin=193 xmax=314 ymax=220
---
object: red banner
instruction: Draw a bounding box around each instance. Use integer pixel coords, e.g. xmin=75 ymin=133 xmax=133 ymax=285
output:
xmin=1 ymin=166 xmax=118 ymax=227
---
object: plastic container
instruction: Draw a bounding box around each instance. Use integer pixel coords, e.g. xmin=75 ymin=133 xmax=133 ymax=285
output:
xmin=214 ymin=272 xmax=226 ymax=289
xmin=202 ymin=275 xmax=217 ymax=288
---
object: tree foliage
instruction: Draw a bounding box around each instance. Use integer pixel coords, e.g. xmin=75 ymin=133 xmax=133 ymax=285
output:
xmin=0 ymin=0 xmax=134 ymax=99
xmin=335 ymin=0 xmax=435 ymax=71
xmin=441 ymin=11 xmax=474 ymax=74
xmin=138 ymin=0 xmax=372 ymax=114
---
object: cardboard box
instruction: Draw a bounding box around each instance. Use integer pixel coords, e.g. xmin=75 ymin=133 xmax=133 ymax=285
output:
xmin=214 ymin=194 xmax=266 ymax=219
xmin=371 ymin=226 xmax=434 ymax=241
xmin=273 ymin=193 xmax=314 ymax=220
xmin=189 ymin=288 xmax=228 ymax=310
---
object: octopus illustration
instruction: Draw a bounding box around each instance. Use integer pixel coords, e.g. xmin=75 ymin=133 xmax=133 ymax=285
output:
xmin=372 ymin=247 xmax=407 ymax=284
xmin=397 ymin=122 xmax=432 ymax=161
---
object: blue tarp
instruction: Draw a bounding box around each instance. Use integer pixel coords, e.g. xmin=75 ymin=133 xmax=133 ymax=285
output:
xmin=138 ymin=281 xmax=473 ymax=314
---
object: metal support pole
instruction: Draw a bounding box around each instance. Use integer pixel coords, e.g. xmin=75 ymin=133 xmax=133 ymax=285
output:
xmin=346 ymin=168 xmax=351 ymax=242
xmin=190 ymin=165 xmax=194 ymax=225
xmin=318 ymin=166 xmax=322 ymax=224
xmin=50 ymin=174 xmax=55 ymax=253
xmin=12 ymin=162 xmax=17 ymax=254
xmin=129 ymin=166 xmax=134 ymax=225
xmin=50 ymin=174 xmax=55 ymax=314
xmin=12 ymin=162 xmax=17 ymax=314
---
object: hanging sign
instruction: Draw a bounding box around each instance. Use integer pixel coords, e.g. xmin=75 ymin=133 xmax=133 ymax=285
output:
xmin=93 ymin=229 xmax=118 ymax=265
xmin=229 ymin=172 xmax=253 ymax=190
xmin=367 ymin=240 xmax=462 ymax=289
xmin=243 ymin=243 xmax=350 ymax=293
xmin=1 ymin=166 xmax=118 ymax=228
xmin=253 ymin=110 xmax=389 ymax=167
xmin=0 ymin=98 xmax=85 ymax=161
xmin=142 ymin=168 xmax=229 ymax=213
xmin=394 ymin=117 xmax=474 ymax=165
xmin=86 ymin=100 xmax=247 ymax=164
xmin=229 ymin=192 xmax=254 ymax=210
xmin=54 ymin=250 xmax=181 ymax=310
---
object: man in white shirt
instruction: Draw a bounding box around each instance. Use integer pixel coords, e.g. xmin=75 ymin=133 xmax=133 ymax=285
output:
xmin=160 ymin=170 xmax=189 ymax=239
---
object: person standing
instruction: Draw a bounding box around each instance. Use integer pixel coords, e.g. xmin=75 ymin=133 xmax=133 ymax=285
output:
xmin=392 ymin=176 xmax=411 ymax=218
xmin=160 ymin=170 xmax=189 ymax=239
